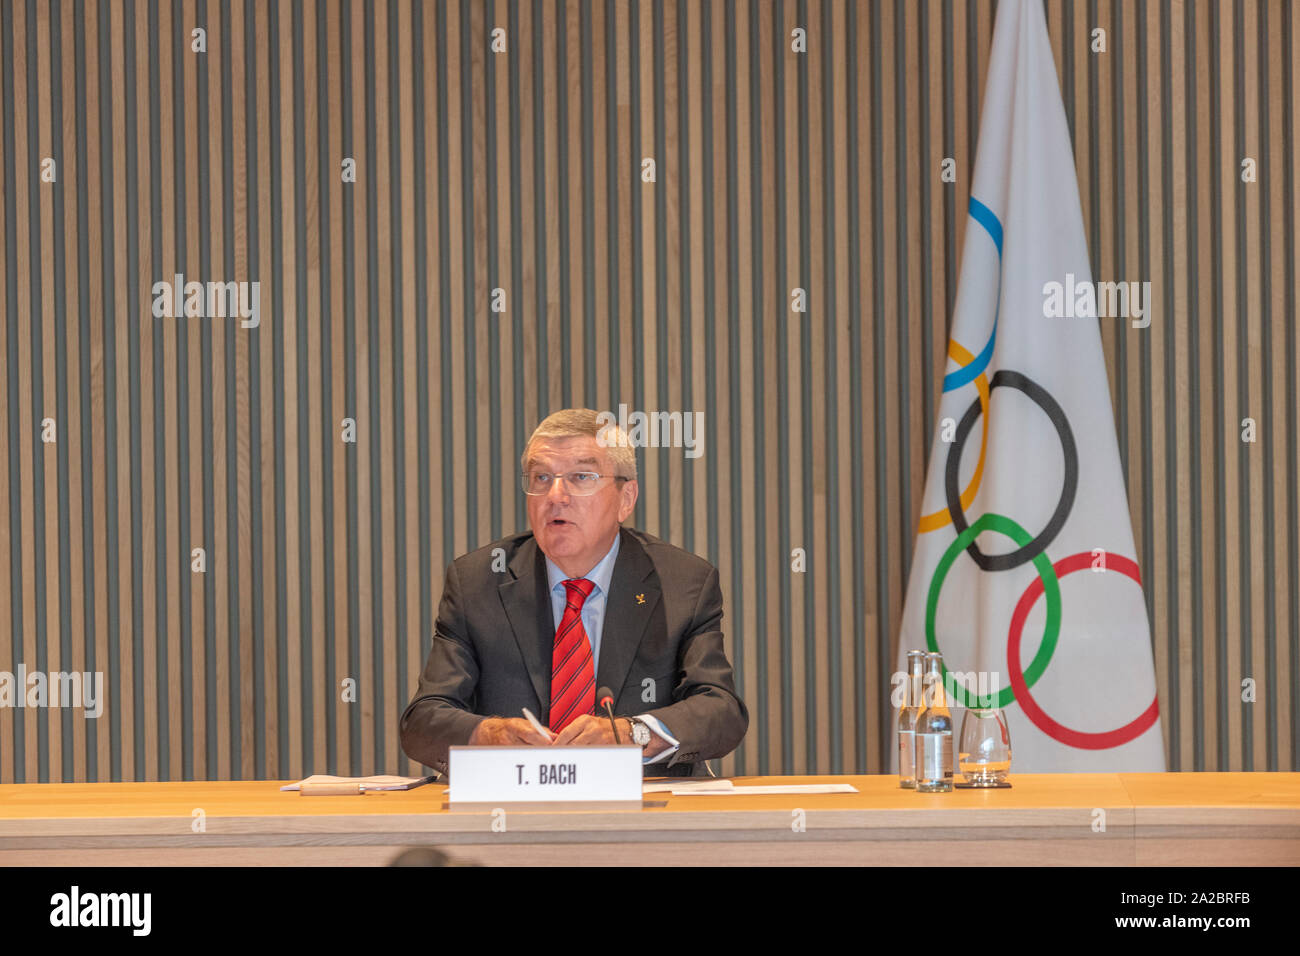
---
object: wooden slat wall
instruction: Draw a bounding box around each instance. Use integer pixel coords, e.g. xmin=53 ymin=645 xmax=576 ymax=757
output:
xmin=0 ymin=0 xmax=1296 ymax=782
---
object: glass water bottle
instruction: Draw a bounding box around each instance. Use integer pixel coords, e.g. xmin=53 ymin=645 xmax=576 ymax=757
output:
xmin=897 ymin=650 xmax=926 ymax=788
xmin=914 ymin=651 xmax=953 ymax=792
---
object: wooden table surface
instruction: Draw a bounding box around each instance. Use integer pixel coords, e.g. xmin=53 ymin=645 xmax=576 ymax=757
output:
xmin=2 ymin=773 xmax=1296 ymax=866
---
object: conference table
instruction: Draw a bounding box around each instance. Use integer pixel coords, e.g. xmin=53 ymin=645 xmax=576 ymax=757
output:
xmin=2 ymin=773 xmax=1296 ymax=866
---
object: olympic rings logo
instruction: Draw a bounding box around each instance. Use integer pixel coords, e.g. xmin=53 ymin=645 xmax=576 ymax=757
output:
xmin=921 ymin=198 xmax=1159 ymax=750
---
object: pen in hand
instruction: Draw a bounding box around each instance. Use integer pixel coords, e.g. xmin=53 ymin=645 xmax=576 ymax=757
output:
xmin=521 ymin=707 xmax=554 ymax=743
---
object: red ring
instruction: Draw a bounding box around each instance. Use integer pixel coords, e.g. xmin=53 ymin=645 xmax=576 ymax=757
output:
xmin=1007 ymin=550 xmax=1160 ymax=749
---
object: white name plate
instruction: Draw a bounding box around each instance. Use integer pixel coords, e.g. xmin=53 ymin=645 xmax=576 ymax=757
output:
xmin=448 ymin=745 xmax=644 ymax=807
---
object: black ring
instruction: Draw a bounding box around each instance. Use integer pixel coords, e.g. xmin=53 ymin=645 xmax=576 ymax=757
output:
xmin=944 ymin=369 xmax=1078 ymax=572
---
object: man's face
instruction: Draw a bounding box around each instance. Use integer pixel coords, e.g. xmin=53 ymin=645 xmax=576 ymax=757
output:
xmin=524 ymin=435 xmax=638 ymax=577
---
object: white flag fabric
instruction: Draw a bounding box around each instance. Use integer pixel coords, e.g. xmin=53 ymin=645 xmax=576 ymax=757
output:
xmin=894 ymin=0 xmax=1165 ymax=772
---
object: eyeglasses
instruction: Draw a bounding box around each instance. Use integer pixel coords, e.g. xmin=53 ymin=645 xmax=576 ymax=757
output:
xmin=521 ymin=471 xmax=630 ymax=496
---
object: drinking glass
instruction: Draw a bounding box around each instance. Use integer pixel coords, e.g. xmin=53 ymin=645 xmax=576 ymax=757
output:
xmin=958 ymin=708 xmax=1011 ymax=786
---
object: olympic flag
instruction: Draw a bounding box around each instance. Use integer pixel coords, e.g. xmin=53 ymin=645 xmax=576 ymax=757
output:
xmin=894 ymin=0 xmax=1165 ymax=772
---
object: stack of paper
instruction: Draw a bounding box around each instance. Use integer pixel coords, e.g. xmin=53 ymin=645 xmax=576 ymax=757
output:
xmin=643 ymin=779 xmax=858 ymax=796
xmin=281 ymin=774 xmax=434 ymax=793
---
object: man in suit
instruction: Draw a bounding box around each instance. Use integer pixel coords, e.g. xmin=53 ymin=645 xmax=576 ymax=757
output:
xmin=400 ymin=408 xmax=748 ymax=778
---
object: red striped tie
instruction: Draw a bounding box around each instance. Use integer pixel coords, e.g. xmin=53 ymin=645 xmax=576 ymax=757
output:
xmin=549 ymin=578 xmax=597 ymax=733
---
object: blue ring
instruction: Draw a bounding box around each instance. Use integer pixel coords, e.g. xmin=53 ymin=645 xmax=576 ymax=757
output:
xmin=942 ymin=196 xmax=1002 ymax=393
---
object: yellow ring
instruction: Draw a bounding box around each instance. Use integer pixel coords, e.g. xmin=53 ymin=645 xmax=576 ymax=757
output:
xmin=918 ymin=340 xmax=989 ymax=534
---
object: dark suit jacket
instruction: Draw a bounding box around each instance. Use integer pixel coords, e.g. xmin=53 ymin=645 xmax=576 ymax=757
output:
xmin=399 ymin=526 xmax=748 ymax=778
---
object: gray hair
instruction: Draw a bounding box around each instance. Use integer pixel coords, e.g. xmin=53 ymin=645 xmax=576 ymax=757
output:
xmin=521 ymin=408 xmax=637 ymax=480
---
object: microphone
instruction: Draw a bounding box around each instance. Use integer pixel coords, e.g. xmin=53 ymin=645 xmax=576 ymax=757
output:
xmin=596 ymin=686 xmax=621 ymax=744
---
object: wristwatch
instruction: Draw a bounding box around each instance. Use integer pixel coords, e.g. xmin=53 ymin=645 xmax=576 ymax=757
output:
xmin=627 ymin=716 xmax=652 ymax=747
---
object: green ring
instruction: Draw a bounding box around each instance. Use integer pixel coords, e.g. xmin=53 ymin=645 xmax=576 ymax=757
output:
xmin=924 ymin=512 xmax=1061 ymax=708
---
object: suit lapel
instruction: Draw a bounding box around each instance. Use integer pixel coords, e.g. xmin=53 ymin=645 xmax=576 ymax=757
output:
xmin=596 ymin=528 xmax=661 ymax=698
xmin=498 ymin=537 xmax=555 ymax=714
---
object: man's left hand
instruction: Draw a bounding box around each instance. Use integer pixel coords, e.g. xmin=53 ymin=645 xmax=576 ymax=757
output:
xmin=552 ymin=714 xmax=671 ymax=757
xmin=551 ymin=713 xmax=626 ymax=746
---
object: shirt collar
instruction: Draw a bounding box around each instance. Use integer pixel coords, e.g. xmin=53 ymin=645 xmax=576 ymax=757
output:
xmin=545 ymin=530 xmax=621 ymax=599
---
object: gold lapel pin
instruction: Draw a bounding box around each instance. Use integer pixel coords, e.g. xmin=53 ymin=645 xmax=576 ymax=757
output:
xmin=636 ymin=593 xmax=646 ymax=605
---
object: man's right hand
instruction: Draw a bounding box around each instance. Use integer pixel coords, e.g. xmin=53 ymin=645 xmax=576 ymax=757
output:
xmin=469 ymin=717 xmax=554 ymax=746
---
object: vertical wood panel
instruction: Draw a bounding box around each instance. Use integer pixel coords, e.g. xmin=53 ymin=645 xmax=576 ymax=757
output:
xmin=109 ymin=0 xmax=133 ymax=782
xmin=834 ymin=0 xmax=855 ymax=774
xmin=1273 ymin=0 xmax=1289 ymax=766
xmin=0 ymin=0 xmax=13 ymax=788
xmin=208 ymin=0 xmax=229 ymax=782
xmin=1287 ymin=0 xmax=1299 ymax=771
xmin=59 ymin=0 xmax=85 ymax=785
xmin=37 ymin=0 xmax=59 ymax=785
xmin=253 ymin=0 xmax=277 ymax=778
